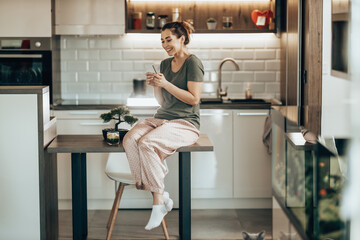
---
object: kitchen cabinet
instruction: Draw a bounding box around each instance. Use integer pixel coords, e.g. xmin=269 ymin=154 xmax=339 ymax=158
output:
xmin=126 ymin=0 xmax=278 ymax=33
xmin=0 ymin=0 xmax=52 ymax=37
xmin=191 ymin=109 xmax=233 ymax=198
xmin=233 ymin=109 xmax=272 ymax=198
xmin=55 ymin=0 xmax=125 ymax=35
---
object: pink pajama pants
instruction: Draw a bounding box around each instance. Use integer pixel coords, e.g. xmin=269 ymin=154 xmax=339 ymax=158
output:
xmin=122 ymin=118 xmax=200 ymax=194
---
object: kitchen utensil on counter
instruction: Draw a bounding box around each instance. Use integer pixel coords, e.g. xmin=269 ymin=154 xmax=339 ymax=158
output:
xmin=133 ymin=78 xmax=146 ymax=96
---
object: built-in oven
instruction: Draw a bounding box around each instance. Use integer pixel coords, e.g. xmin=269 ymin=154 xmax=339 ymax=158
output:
xmin=0 ymin=37 xmax=60 ymax=104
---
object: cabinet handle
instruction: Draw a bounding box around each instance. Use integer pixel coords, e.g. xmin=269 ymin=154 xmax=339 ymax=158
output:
xmin=236 ymin=112 xmax=268 ymax=116
xmin=80 ymin=122 xmax=110 ymax=126
xmin=69 ymin=111 xmax=99 ymax=115
xmin=200 ymin=113 xmax=230 ymax=116
xmin=0 ymin=54 xmax=42 ymax=58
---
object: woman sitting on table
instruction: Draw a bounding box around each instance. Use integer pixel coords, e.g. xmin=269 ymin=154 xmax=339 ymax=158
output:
xmin=123 ymin=21 xmax=204 ymax=230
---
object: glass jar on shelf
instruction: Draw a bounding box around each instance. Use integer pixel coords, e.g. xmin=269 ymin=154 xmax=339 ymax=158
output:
xmin=146 ymin=12 xmax=155 ymax=29
xmin=172 ymin=8 xmax=181 ymax=22
xmin=157 ymin=15 xmax=168 ymax=29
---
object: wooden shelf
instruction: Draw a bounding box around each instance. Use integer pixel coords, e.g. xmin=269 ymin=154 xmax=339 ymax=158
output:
xmin=125 ymin=0 xmax=278 ymax=34
xmin=126 ymin=29 xmax=276 ymax=34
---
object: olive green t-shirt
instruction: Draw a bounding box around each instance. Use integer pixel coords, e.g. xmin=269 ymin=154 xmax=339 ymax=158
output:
xmin=154 ymin=54 xmax=204 ymax=129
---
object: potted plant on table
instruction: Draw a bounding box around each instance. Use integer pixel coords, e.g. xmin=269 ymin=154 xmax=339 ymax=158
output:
xmin=207 ymin=17 xmax=217 ymax=30
xmin=100 ymin=106 xmax=138 ymax=145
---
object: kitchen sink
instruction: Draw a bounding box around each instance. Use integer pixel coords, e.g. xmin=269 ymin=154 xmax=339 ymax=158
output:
xmin=200 ymin=98 xmax=223 ymax=104
xmin=227 ymin=98 xmax=268 ymax=104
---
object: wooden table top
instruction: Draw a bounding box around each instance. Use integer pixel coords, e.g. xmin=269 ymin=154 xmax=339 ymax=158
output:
xmin=47 ymin=134 xmax=214 ymax=153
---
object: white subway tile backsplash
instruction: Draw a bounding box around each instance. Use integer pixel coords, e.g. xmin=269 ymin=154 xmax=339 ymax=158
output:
xmin=60 ymin=35 xmax=280 ymax=100
xmin=233 ymin=50 xmax=254 ymax=60
xmin=89 ymin=61 xmax=111 ymax=71
xmin=255 ymin=72 xmax=277 ymax=82
xmin=78 ymin=72 xmax=100 ymax=82
xmin=202 ymin=83 xmax=217 ymax=93
xmin=266 ymin=83 xmax=280 ymax=93
xmin=255 ymin=49 xmax=276 ymax=59
xmin=247 ymin=82 xmax=265 ymax=93
xmin=112 ymin=82 xmax=133 ymax=93
xmin=89 ymin=82 xmax=112 ymax=93
xmin=64 ymin=82 xmax=89 ymax=93
xmin=111 ymin=37 xmax=133 ymax=49
xmin=78 ymin=50 xmax=100 ymax=60
xmin=100 ymin=50 xmax=122 ymax=60
xmin=144 ymin=50 xmax=167 ymax=60
xmin=66 ymin=38 xmax=88 ymax=49
xmin=101 ymin=72 xmax=123 ymax=82
xmin=123 ymin=72 xmax=146 ymax=81
xmin=123 ymin=50 xmax=145 ymax=60
xmin=221 ymin=72 xmax=232 ymax=83
xmin=243 ymin=61 xmax=265 ymax=71
xmin=61 ymin=50 xmax=77 ymax=60
xmin=67 ymin=61 xmax=88 ymax=72
xmin=276 ymin=49 xmax=281 ymax=59
xmin=233 ymin=72 xmax=254 ymax=82
xmin=224 ymin=83 xmax=244 ymax=93
xmin=89 ymin=38 xmax=110 ymax=49
xmin=61 ymin=72 xmax=77 ymax=82
xmin=190 ymin=50 xmax=210 ymax=60
xmin=265 ymin=60 xmax=280 ymax=70
xmin=242 ymin=39 xmax=266 ymax=49
xmin=111 ymin=61 xmax=133 ymax=71
xmin=210 ymin=50 xmax=234 ymax=59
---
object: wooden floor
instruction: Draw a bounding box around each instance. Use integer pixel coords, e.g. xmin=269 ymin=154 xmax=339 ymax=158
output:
xmin=59 ymin=209 xmax=272 ymax=240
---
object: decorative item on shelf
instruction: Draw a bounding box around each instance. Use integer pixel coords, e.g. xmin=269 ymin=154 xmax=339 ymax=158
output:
xmin=146 ymin=12 xmax=156 ymax=29
xmin=206 ymin=17 xmax=217 ymax=30
xmin=100 ymin=106 xmax=138 ymax=144
xmin=251 ymin=9 xmax=274 ymax=30
xmin=157 ymin=15 xmax=168 ymax=29
xmin=172 ymin=8 xmax=181 ymax=22
xmin=185 ymin=19 xmax=194 ymax=28
xmin=132 ymin=12 xmax=142 ymax=30
xmin=222 ymin=16 xmax=233 ymax=29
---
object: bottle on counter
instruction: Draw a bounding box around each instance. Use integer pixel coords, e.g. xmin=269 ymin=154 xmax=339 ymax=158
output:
xmin=146 ymin=12 xmax=156 ymax=29
xmin=245 ymin=83 xmax=253 ymax=99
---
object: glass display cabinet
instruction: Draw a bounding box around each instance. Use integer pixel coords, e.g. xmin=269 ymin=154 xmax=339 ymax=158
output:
xmin=272 ymin=112 xmax=350 ymax=240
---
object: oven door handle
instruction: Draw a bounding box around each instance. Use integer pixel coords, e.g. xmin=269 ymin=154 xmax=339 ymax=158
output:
xmin=0 ymin=54 xmax=42 ymax=58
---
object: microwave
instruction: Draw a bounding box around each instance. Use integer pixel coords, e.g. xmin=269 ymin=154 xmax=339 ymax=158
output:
xmin=0 ymin=37 xmax=61 ymax=105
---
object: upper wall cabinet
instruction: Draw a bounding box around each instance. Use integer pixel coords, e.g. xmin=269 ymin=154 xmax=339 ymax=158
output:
xmin=0 ymin=0 xmax=52 ymax=37
xmin=55 ymin=0 xmax=125 ymax=35
xmin=126 ymin=0 xmax=278 ymax=33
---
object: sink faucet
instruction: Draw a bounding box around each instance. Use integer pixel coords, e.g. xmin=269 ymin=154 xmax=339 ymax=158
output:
xmin=217 ymin=58 xmax=240 ymax=98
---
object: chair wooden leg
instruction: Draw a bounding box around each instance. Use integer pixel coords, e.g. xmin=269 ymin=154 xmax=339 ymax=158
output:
xmin=106 ymin=183 xmax=122 ymax=229
xmin=106 ymin=182 xmax=125 ymax=240
xmin=161 ymin=218 xmax=170 ymax=240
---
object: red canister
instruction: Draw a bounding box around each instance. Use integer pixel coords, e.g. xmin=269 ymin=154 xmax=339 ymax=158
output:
xmin=132 ymin=12 xmax=142 ymax=30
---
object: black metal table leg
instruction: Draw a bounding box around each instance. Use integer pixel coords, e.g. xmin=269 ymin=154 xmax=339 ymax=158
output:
xmin=71 ymin=153 xmax=88 ymax=240
xmin=179 ymin=152 xmax=191 ymax=240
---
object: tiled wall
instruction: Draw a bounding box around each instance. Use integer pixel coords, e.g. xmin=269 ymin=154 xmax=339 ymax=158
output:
xmin=60 ymin=33 xmax=280 ymax=102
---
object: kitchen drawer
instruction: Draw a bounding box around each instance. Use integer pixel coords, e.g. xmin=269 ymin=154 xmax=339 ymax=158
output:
xmin=53 ymin=110 xmax=111 ymax=120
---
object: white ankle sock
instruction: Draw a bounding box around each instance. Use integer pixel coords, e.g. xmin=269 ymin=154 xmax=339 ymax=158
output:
xmin=145 ymin=204 xmax=168 ymax=230
xmin=163 ymin=191 xmax=173 ymax=212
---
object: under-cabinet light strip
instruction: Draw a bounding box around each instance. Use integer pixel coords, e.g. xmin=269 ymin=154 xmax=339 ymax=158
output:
xmin=129 ymin=0 xmax=269 ymax=2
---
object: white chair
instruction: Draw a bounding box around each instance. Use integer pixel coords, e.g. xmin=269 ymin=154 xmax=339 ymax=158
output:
xmin=105 ymin=153 xmax=170 ymax=240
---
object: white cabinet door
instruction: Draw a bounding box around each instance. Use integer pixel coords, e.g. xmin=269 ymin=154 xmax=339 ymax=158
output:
xmin=233 ymin=110 xmax=272 ymax=198
xmin=0 ymin=0 xmax=51 ymax=37
xmin=191 ymin=109 xmax=233 ymax=198
xmin=55 ymin=0 xmax=125 ymax=35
